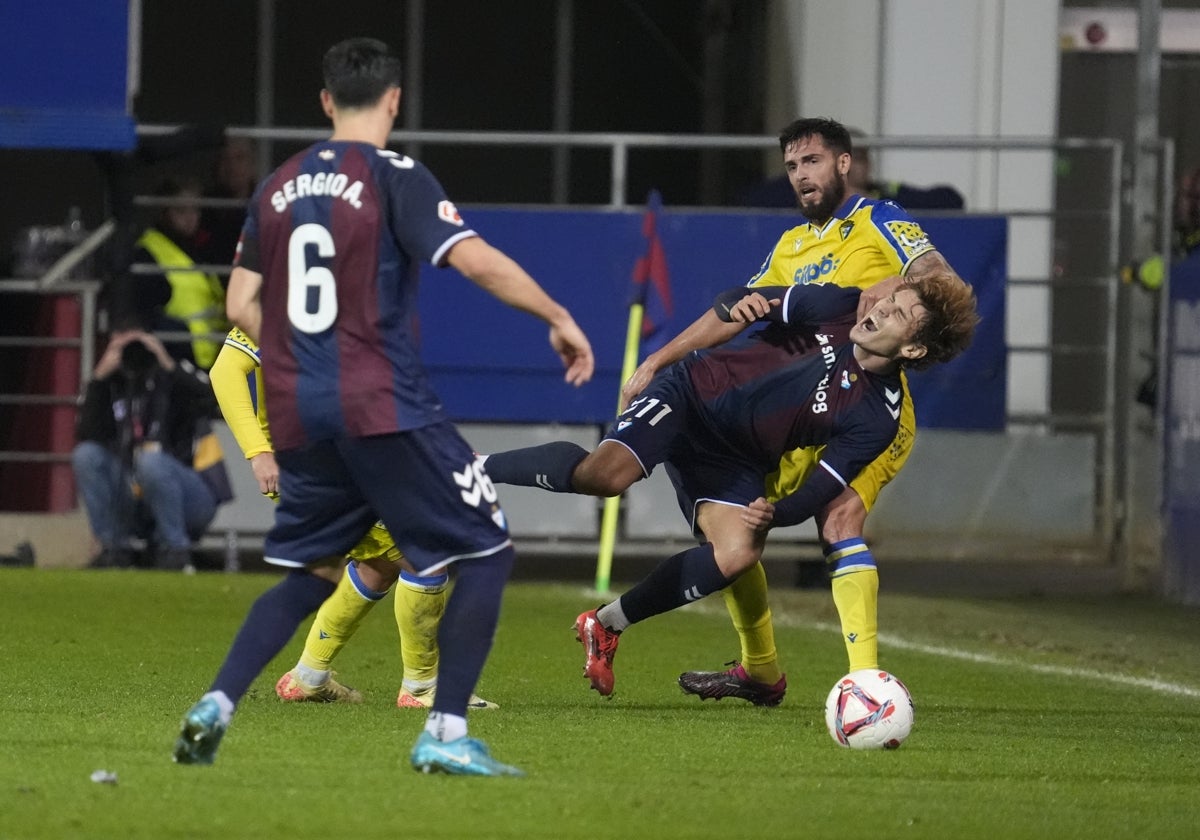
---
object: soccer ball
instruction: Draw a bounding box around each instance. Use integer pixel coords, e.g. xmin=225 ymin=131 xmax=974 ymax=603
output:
xmin=824 ymin=669 xmax=914 ymax=750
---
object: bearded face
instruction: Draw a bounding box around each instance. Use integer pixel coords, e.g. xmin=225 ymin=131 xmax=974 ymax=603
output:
xmin=782 ymin=136 xmax=850 ymax=225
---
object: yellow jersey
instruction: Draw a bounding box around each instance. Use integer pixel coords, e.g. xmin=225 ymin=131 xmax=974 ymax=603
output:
xmin=748 ymin=195 xmax=935 ymax=291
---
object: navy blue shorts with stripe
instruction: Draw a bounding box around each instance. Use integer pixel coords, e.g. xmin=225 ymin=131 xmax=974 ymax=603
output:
xmin=605 ymin=366 xmax=767 ymax=536
xmin=266 ymin=421 xmax=511 ymax=574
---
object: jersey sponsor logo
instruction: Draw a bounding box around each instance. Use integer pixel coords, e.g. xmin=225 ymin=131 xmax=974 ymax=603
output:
xmin=812 ymin=334 xmax=837 ymax=414
xmin=883 ymin=220 xmax=932 ymax=259
xmin=794 ymin=253 xmax=841 ymax=285
xmin=792 ymin=235 xmax=805 ymax=253
xmin=438 ymin=200 xmax=464 ymax=226
xmin=270 ymin=172 xmax=364 ymax=212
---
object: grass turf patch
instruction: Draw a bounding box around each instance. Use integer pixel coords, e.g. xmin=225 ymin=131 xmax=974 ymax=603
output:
xmin=2 ymin=569 xmax=1199 ymax=839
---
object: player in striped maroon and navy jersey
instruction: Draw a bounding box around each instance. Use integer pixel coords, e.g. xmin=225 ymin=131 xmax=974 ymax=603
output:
xmin=174 ymin=37 xmax=593 ymax=777
xmin=485 ymin=275 xmax=977 ymax=698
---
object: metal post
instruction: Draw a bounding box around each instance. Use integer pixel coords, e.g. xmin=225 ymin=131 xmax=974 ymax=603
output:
xmin=405 ymin=0 xmax=425 ymax=159
xmin=78 ymin=283 xmax=98 ymax=383
xmin=1116 ymin=0 xmax=1162 ymax=575
xmin=551 ymin=0 xmax=574 ymax=205
xmin=1102 ymin=142 xmax=1125 ymax=554
xmin=256 ymin=0 xmax=276 ymax=174
xmin=610 ymin=140 xmax=628 ymax=208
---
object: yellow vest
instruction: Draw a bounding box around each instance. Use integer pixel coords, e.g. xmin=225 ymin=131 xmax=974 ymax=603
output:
xmin=137 ymin=228 xmax=227 ymax=369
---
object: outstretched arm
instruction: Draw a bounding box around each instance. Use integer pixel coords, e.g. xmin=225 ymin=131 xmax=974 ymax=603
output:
xmin=622 ymin=287 xmax=790 ymax=409
xmin=621 ymin=309 xmax=745 ymax=409
xmin=446 ymin=236 xmax=594 ymax=387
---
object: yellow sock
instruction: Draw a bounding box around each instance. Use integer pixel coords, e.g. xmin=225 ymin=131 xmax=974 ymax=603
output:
xmin=826 ymin=538 xmax=879 ymax=672
xmin=297 ymin=562 xmax=383 ymax=672
xmin=722 ymin=562 xmax=783 ymax=685
xmin=394 ymin=570 xmax=449 ymax=686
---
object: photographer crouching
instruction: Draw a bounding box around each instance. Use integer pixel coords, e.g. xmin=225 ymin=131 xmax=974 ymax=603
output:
xmin=72 ymin=327 xmax=221 ymax=570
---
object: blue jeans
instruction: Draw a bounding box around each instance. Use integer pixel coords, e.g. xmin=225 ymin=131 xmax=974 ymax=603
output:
xmin=71 ymin=441 xmax=218 ymax=550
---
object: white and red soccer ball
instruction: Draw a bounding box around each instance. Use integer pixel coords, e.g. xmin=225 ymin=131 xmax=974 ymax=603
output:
xmin=825 ymin=669 xmax=915 ymax=749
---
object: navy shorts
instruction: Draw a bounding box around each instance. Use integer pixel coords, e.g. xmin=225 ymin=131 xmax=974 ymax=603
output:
xmin=267 ymin=421 xmax=511 ymax=574
xmin=605 ymin=367 xmax=767 ymax=536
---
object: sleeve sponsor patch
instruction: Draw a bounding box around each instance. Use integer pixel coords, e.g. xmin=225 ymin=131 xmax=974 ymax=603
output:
xmin=883 ymin=220 xmax=933 ymax=260
xmin=438 ymin=200 xmax=464 ymax=226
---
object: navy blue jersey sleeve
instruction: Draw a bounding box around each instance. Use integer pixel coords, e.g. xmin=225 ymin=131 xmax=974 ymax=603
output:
xmin=771 ymin=467 xmax=844 ymax=528
xmin=772 ymin=399 xmax=897 ymax=528
xmin=817 ymin=411 xmax=896 ymax=487
xmin=713 ymin=283 xmax=861 ymax=327
xmin=380 ymin=156 xmax=478 ymax=266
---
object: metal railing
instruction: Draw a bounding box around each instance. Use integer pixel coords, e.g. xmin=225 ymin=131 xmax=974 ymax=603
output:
xmin=0 ymin=128 xmax=1163 ymax=568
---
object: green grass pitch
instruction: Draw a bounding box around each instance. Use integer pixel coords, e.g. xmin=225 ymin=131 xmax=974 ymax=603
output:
xmin=2 ymin=568 xmax=1199 ymax=839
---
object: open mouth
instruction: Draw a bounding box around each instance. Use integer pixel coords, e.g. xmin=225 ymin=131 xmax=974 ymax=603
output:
xmin=861 ymin=315 xmax=879 ymax=333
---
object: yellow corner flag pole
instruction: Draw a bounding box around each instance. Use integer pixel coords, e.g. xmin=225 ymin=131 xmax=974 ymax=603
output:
xmin=594 ymin=301 xmax=645 ymax=594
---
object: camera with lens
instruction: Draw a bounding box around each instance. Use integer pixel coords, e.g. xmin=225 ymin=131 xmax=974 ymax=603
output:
xmin=120 ymin=339 xmax=159 ymax=379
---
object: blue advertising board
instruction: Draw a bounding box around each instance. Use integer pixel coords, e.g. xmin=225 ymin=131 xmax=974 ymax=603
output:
xmin=0 ymin=1 xmax=134 ymax=150
xmin=419 ymin=206 xmax=1007 ymax=429
xmin=1162 ymin=249 xmax=1200 ymax=604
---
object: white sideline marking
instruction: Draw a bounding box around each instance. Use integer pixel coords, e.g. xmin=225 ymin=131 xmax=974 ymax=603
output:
xmin=865 ymin=625 xmax=1200 ymax=698
xmin=678 ymin=597 xmax=1200 ymax=699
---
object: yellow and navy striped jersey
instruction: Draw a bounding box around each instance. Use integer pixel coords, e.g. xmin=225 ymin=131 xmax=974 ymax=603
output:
xmin=209 ymin=327 xmax=272 ymax=458
xmin=749 ymin=195 xmax=935 ymax=291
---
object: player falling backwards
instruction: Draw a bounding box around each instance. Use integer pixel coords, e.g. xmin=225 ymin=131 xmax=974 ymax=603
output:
xmin=485 ymin=275 xmax=977 ymax=696
xmin=668 ymin=117 xmax=969 ymax=706
xmin=209 ymin=327 xmax=496 ymax=710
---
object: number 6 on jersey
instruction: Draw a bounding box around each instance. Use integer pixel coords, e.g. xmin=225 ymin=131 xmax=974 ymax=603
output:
xmin=288 ymin=223 xmax=337 ymax=333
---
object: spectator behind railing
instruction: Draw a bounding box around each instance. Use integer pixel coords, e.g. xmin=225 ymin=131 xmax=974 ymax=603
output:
xmin=132 ymin=177 xmax=229 ymax=369
xmin=199 ymin=137 xmax=259 ymax=272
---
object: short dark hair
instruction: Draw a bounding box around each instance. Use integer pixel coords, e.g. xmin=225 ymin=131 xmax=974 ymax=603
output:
xmin=778 ymin=117 xmax=852 ymax=157
xmin=906 ymin=275 xmax=980 ymax=370
xmin=322 ymin=38 xmax=402 ymax=109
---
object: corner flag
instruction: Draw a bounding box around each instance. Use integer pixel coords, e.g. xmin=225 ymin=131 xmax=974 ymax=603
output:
xmin=595 ymin=190 xmax=674 ymax=594
xmin=627 ymin=189 xmax=674 ymax=356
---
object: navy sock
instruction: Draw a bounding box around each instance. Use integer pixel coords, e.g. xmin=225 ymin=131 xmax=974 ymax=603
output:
xmin=209 ymin=571 xmax=336 ymax=704
xmin=430 ymin=546 xmax=516 ymax=717
xmin=619 ymin=543 xmax=732 ymax=625
xmin=484 ymin=442 xmax=588 ymax=492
